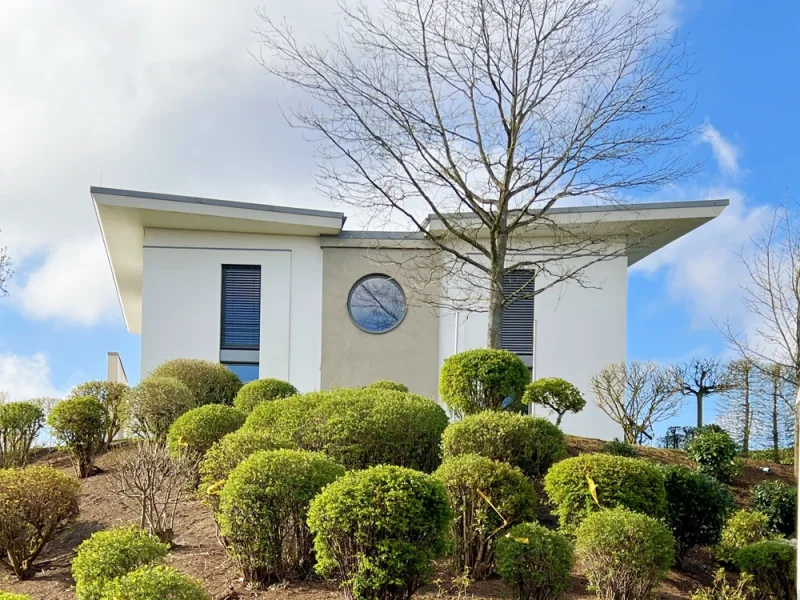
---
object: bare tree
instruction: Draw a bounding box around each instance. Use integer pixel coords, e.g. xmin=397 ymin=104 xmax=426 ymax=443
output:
xmin=753 ymin=364 xmax=795 ymax=461
xmin=256 ymin=0 xmax=697 ymax=346
xmin=591 ymin=361 xmax=683 ymax=444
xmin=670 ymin=358 xmax=734 ymax=429
xmin=107 ymin=441 xmax=197 ymax=543
xmin=717 ymin=359 xmax=756 ymax=455
xmin=0 ymin=236 xmax=11 ymax=296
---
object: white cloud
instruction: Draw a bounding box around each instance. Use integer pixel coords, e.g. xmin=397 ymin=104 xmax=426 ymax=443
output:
xmin=0 ymin=352 xmax=63 ymax=402
xmin=701 ymin=123 xmax=742 ymax=178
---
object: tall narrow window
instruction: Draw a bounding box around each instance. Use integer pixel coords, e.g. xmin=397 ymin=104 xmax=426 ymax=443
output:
xmin=221 ymin=265 xmax=260 ymax=382
xmin=501 ymin=270 xmax=535 ymax=367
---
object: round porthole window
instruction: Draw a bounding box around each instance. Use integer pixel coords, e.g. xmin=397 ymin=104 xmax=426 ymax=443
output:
xmin=347 ymin=275 xmax=407 ymax=333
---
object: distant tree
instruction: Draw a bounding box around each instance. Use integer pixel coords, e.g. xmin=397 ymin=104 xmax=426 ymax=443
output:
xmin=591 ymin=361 xmax=683 ymax=444
xmin=0 ymin=235 xmax=10 ymax=296
xmin=717 ymin=359 xmax=756 ymax=455
xmin=754 ymin=364 xmax=795 ymax=462
xmin=670 ymin=359 xmax=734 ymax=428
xmin=659 ymin=425 xmax=696 ymax=450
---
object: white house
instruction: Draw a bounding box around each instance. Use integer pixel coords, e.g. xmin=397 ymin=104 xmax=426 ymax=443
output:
xmin=93 ymin=186 xmax=727 ymax=439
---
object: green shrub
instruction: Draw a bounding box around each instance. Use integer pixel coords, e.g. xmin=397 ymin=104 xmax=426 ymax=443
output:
xmin=734 ymin=539 xmax=795 ymax=600
xmin=0 ymin=466 xmax=80 ymax=580
xmin=750 ymin=480 xmax=796 ymax=536
xmin=104 ymin=564 xmax=209 ymax=600
xmin=307 ymin=465 xmax=451 ymax=600
xmin=47 ymin=396 xmax=106 ymax=478
xmin=244 ymin=388 xmax=448 ymax=472
xmin=166 ymin=405 xmax=245 ymax=460
xmin=575 ymin=509 xmax=674 ymax=600
xmin=662 ymin=465 xmax=733 ymax=568
xmin=543 ymin=454 xmax=666 ymax=531
xmin=439 ymin=349 xmax=530 ymax=416
xmin=434 ymin=454 xmax=537 ymax=579
xmin=716 ymin=509 xmax=771 ymax=565
xmin=0 ymin=593 xmax=32 ymax=600
xmin=72 ymin=525 xmax=169 ymax=600
xmin=688 ymin=569 xmax=754 ymax=600
xmin=748 ymin=447 xmax=794 ymax=465
xmin=150 ymin=359 xmax=242 ymax=406
xmin=126 ymin=377 xmax=196 ymax=443
xmin=442 ymin=412 xmax=566 ymax=479
xmin=522 ymin=378 xmax=585 ymax=426
xmin=199 ymin=430 xmax=287 ymax=511
xmin=233 ymin=378 xmax=298 ymax=414
xmin=687 ymin=429 xmax=739 ymax=482
xmin=0 ymin=401 xmax=44 ymax=467
xmin=364 ymin=380 xmax=409 ymax=392
xmin=218 ymin=449 xmax=344 ymax=584
xmin=602 ymin=438 xmax=637 ymax=458
xmin=69 ymin=380 xmax=130 ymax=449
xmin=495 ymin=522 xmax=573 ymax=600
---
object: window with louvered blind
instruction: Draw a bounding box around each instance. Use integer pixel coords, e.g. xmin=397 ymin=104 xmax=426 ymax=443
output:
xmin=501 ymin=270 xmax=535 ymax=359
xmin=221 ymin=265 xmax=261 ymax=350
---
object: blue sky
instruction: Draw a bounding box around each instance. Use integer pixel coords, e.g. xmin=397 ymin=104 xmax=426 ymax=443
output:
xmin=1 ymin=1 xmax=798 ymax=439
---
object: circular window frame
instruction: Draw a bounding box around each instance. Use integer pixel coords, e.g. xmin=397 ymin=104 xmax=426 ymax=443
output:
xmin=346 ymin=273 xmax=408 ymax=334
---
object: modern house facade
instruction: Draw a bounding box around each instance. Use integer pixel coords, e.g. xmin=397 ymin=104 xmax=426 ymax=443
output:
xmin=93 ymin=186 xmax=727 ymax=439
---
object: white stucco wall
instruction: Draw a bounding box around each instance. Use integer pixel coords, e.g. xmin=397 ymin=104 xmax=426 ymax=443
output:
xmin=140 ymin=228 xmax=323 ymax=392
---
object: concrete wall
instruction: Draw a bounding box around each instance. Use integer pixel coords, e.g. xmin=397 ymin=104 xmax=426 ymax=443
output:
xmin=320 ymin=248 xmax=440 ymax=397
xmin=140 ymin=228 xmax=323 ymax=392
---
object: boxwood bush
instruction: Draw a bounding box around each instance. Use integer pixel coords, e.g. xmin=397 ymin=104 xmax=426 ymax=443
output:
xmin=166 ymin=405 xmax=245 ymax=460
xmin=442 ymin=412 xmax=566 ymax=479
xmin=72 ymin=525 xmax=169 ymax=600
xmin=575 ymin=509 xmax=674 ymax=600
xmin=750 ymin=480 xmax=796 ymax=536
xmin=716 ymin=509 xmax=771 ymax=565
xmin=686 ymin=428 xmax=739 ymax=482
xmin=47 ymin=396 xmax=107 ymax=478
xmin=233 ymin=378 xmax=298 ymax=414
xmin=543 ymin=454 xmax=666 ymax=531
xmin=439 ymin=349 xmax=530 ymax=416
xmin=150 ymin=358 xmax=242 ymax=406
xmin=126 ymin=377 xmax=196 ymax=443
xmin=69 ymin=380 xmax=130 ymax=449
xmin=364 ymin=380 xmax=408 ymax=392
xmin=307 ymin=465 xmax=451 ymax=600
xmin=199 ymin=430 xmax=288 ymax=511
xmin=496 ymin=522 xmax=573 ymax=600
xmin=434 ymin=454 xmax=537 ymax=579
xmin=103 ymin=564 xmax=209 ymax=600
xmin=0 ymin=401 xmax=44 ymax=467
xmin=662 ymin=465 xmax=733 ymax=568
xmin=0 ymin=593 xmax=31 ymax=600
xmin=0 ymin=466 xmax=80 ymax=580
xmin=244 ymin=388 xmax=448 ymax=472
xmin=218 ymin=449 xmax=345 ymax=584
xmin=522 ymin=378 xmax=585 ymax=426
xmin=602 ymin=438 xmax=637 ymax=458
xmin=735 ymin=540 xmax=795 ymax=599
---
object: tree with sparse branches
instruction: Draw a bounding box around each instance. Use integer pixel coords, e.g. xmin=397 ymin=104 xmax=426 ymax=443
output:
xmin=754 ymin=364 xmax=796 ymax=462
xmin=0 ymin=238 xmax=11 ymax=296
xmin=670 ymin=358 xmax=734 ymax=429
xmin=717 ymin=359 xmax=756 ymax=455
xmin=256 ymin=0 xmax=697 ymax=347
xmin=591 ymin=361 xmax=683 ymax=444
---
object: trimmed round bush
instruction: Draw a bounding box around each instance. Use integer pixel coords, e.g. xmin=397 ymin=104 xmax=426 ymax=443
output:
xmin=0 ymin=466 xmax=80 ymax=580
xmin=126 ymin=377 xmax=196 ymax=443
xmin=47 ymin=396 xmax=106 ymax=478
xmin=687 ymin=428 xmax=739 ymax=482
xmin=735 ymin=539 xmax=795 ymax=599
xmin=496 ymin=522 xmax=573 ymax=600
xmin=307 ymin=465 xmax=451 ymax=600
xmin=522 ymin=378 xmax=585 ymax=426
xmin=218 ymin=449 xmax=345 ymax=584
xmin=69 ymin=380 xmax=130 ymax=449
xmin=442 ymin=412 xmax=566 ymax=479
xmin=104 ymin=564 xmax=209 ymax=600
xmin=244 ymin=388 xmax=448 ymax=472
xmin=434 ymin=454 xmax=537 ymax=579
xmin=575 ymin=509 xmax=674 ymax=600
xmin=166 ymin=405 xmax=245 ymax=459
xmin=750 ymin=480 xmax=796 ymax=536
xmin=72 ymin=525 xmax=169 ymax=600
xmin=199 ymin=430 xmax=288 ymax=511
xmin=439 ymin=349 xmax=530 ymax=416
xmin=716 ymin=509 xmax=771 ymax=565
xmin=365 ymin=380 xmax=409 ymax=392
xmin=662 ymin=465 xmax=733 ymax=568
xmin=602 ymin=438 xmax=637 ymax=458
xmin=0 ymin=401 xmax=44 ymax=467
xmin=543 ymin=454 xmax=666 ymax=531
xmin=150 ymin=359 xmax=242 ymax=406
xmin=233 ymin=378 xmax=298 ymax=414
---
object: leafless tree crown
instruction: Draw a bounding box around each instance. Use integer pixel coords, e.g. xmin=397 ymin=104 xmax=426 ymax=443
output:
xmin=669 ymin=358 xmax=734 ymax=428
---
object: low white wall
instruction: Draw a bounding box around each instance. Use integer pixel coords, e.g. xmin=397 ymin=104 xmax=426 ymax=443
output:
xmin=140 ymin=229 xmax=323 ymax=392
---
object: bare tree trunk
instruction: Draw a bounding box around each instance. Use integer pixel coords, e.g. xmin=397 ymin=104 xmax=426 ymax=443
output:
xmin=743 ymin=383 xmax=751 ymax=455
xmin=697 ymin=392 xmax=704 ymax=429
xmin=772 ymin=376 xmax=781 ymax=461
xmin=487 ymin=271 xmax=504 ymax=349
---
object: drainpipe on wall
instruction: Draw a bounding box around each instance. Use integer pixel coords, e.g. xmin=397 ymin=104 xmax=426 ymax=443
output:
xmin=107 ymin=352 xmax=128 ymax=385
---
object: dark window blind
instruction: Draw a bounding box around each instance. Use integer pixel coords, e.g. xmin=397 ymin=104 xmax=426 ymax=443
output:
xmin=221 ymin=265 xmax=261 ymax=350
xmin=501 ymin=270 xmax=535 ymax=355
